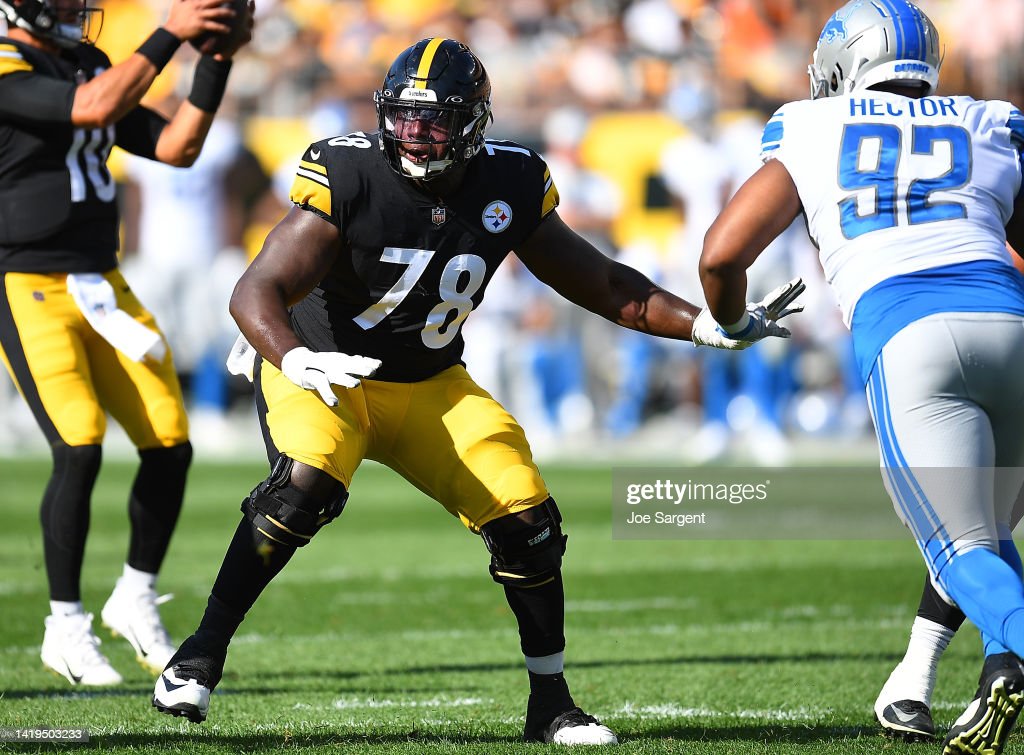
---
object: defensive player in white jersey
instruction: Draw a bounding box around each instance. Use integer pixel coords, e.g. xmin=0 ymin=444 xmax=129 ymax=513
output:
xmin=696 ymin=2 xmax=1024 ymax=754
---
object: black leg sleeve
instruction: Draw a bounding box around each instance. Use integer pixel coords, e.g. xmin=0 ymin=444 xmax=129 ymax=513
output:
xmin=503 ymin=575 xmax=567 ymax=659
xmin=195 ymin=517 xmax=297 ymax=650
xmin=40 ymin=444 xmax=102 ymax=601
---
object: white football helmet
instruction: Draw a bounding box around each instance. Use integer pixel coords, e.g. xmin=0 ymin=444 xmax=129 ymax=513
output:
xmin=809 ymin=0 xmax=941 ymax=100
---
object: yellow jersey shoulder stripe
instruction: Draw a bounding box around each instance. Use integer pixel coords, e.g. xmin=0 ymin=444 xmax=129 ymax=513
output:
xmin=0 ymin=46 xmax=31 ymax=76
xmin=299 ymin=159 xmax=327 ymax=177
xmin=296 ymin=164 xmax=330 ymax=188
xmin=289 ymin=174 xmax=332 ymax=216
xmin=541 ymin=168 xmax=559 ymax=218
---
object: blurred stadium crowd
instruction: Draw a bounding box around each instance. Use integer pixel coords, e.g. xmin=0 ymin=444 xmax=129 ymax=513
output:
xmin=2 ymin=0 xmax=1023 ymax=462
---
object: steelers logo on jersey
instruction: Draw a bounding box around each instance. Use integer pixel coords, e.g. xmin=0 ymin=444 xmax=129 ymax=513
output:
xmin=482 ymin=201 xmax=513 ymax=233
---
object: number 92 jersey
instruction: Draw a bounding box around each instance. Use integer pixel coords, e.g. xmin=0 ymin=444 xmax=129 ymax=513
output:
xmin=287 ymin=131 xmax=559 ymax=382
xmin=761 ymin=92 xmax=1024 ymax=325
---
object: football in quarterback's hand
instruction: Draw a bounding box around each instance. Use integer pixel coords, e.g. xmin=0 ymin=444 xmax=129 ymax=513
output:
xmin=189 ymin=0 xmax=249 ymax=56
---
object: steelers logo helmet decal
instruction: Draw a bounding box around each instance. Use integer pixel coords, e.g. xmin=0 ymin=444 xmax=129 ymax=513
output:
xmin=482 ymin=201 xmax=513 ymax=233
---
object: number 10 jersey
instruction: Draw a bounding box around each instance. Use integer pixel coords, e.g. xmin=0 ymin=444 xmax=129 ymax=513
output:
xmin=0 ymin=38 xmax=165 ymax=273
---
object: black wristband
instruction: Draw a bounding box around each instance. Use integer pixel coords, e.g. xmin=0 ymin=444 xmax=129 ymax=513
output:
xmin=188 ymin=56 xmax=233 ymax=113
xmin=135 ymin=27 xmax=181 ymax=72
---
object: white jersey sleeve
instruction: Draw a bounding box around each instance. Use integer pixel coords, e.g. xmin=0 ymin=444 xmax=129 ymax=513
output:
xmin=760 ymin=94 xmax=1024 ymax=325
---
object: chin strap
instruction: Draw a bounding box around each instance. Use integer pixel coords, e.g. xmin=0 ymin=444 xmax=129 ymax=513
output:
xmin=400 ymin=155 xmax=454 ymax=179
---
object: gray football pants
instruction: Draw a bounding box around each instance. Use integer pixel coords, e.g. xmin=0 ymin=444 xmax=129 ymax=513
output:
xmin=864 ymin=312 xmax=1024 ymax=593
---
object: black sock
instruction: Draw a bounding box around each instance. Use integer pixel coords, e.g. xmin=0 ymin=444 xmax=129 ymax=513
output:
xmin=917 ymin=573 xmax=966 ymax=631
xmin=527 ymin=670 xmax=574 ymax=713
xmin=195 ymin=595 xmax=244 ymax=654
xmin=195 ymin=517 xmax=297 ymax=648
xmin=40 ymin=444 xmax=102 ymax=601
xmin=504 ymin=574 xmax=574 ymax=717
xmin=503 ymin=574 xmax=566 ymax=658
xmin=127 ymin=442 xmax=192 ymax=574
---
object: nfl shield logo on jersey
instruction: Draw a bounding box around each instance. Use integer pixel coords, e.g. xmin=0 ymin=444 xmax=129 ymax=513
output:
xmin=431 ymin=206 xmax=447 ymax=226
xmin=482 ymin=201 xmax=513 ymax=233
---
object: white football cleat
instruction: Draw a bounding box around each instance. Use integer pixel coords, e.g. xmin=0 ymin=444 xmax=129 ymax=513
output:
xmin=153 ymin=667 xmax=211 ymax=723
xmin=101 ymin=581 xmax=176 ymax=673
xmin=41 ymin=612 xmax=123 ymax=686
xmin=526 ymin=706 xmax=618 ymax=745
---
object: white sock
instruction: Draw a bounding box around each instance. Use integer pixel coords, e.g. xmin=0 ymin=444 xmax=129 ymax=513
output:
xmin=878 ymin=617 xmax=956 ymax=708
xmin=525 ymin=651 xmax=565 ymax=675
xmin=117 ymin=564 xmax=157 ymax=593
xmin=50 ymin=600 xmax=84 ymax=617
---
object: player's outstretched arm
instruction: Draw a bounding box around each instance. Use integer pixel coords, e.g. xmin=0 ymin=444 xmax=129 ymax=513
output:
xmin=515 ymin=208 xmax=802 ymax=349
xmin=514 ymin=210 xmax=702 ymax=339
xmin=699 ymin=159 xmax=802 ymax=327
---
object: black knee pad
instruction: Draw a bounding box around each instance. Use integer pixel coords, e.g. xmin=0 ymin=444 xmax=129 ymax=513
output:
xmin=42 ymin=443 xmax=103 ymax=546
xmin=138 ymin=441 xmax=192 ymax=473
xmin=50 ymin=443 xmax=103 ymax=481
xmin=241 ymin=455 xmax=348 ymax=548
xmin=480 ymin=498 xmax=567 ymax=588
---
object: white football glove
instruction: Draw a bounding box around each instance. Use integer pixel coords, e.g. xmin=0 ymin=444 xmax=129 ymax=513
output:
xmin=280 ymin=347 xmax=381 ymax=407
xmin=692 ymin=277 xmax=806 ymax=350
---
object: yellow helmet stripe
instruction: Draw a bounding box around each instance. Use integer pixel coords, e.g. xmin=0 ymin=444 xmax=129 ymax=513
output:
xmin=414 ymin=37 xmax=444 ymax=88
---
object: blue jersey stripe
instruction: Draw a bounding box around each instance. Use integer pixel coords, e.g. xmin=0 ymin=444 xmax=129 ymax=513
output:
xmin=1009 ymin=110 xmax=1024 ymax=146
xmin=761 ymin=120 xmax=784 ymax=150
xmin=852 ymin=259 xmax=1024 ymax=383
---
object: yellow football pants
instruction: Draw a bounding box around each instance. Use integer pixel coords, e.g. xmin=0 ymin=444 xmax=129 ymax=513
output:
xmin=0 ymin=270 xmax=188 ymax=448
xmin=258 ymin=361 xmax=549 ymax=530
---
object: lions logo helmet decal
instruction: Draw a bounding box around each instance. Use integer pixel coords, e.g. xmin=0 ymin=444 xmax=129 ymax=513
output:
xmin=482 ymin=201 xmax=513 ymax=233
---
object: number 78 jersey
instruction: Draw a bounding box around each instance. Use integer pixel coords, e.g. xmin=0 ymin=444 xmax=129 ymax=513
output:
xmin=761 ymin=92 xmax=1024 ymax=325
xmin=286 ymin=132 xmax=559 ymax=382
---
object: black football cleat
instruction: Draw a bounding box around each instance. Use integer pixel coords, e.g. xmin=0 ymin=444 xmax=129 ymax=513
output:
xmin=524 ymin=706 xmax=618 ymax=745
xmin=152 ymin=634 xmax=225 ymax=724
xmin=877 ymin=699 xmax=935 ymax=742
xmin=943 ymin=653 xmax=1024 ymax=755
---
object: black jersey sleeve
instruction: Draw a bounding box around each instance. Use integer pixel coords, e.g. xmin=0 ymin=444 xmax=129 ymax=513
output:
xmin=115 ymin=105 xmax=167 ymax=160
xmin=287 ymin=134 xmax=369 ymax=227
xmin=0 ymin=71 xmax=74 ymax=125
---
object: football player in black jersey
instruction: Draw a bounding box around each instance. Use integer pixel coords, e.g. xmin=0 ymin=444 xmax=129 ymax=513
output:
xmin=0 ymin=0 xmax=253 ymax=685
xmin=153 ymin=38 xmax=804 ymax=743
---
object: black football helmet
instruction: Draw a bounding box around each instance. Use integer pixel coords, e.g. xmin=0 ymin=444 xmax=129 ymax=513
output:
xmin=0 ymin=0 xmax=102 ymax=48
xmin=375 ymin=38 xmax=492 ymax=181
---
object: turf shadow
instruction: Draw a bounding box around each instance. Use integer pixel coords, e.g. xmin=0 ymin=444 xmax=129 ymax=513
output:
xmin=394 ymin=650 xmax=904 ymax=676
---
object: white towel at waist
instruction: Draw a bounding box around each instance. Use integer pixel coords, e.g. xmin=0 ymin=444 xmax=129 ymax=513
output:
xmin=66 ymin=273 xmax=166 ymax=363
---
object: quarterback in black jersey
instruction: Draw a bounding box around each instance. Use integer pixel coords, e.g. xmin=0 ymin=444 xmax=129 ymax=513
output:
xmin=153 ymin=38 xmax=804 ymax=742
xmin=0 ymin=0 xmax=252 ymax=685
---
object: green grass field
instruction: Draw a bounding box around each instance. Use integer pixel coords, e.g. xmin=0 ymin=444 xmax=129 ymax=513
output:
xmin=0 ymin=457 xmax=1002 ymax=753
